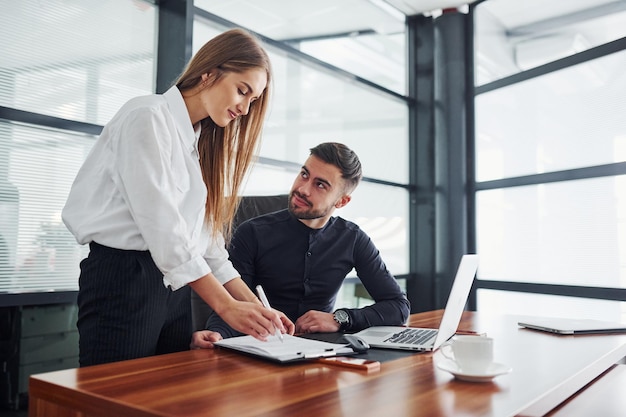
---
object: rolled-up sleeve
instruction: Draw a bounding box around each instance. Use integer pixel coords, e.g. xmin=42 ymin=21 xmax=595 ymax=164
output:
xmin=202 ymin=232 xmax=239 ymax=285
xmin=164 ymin=255 xmax=211 ymax=290
xmin=165 ymin=235 xmax=238 ymax=290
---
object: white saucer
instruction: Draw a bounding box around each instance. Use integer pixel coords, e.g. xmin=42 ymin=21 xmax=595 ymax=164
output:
xmin=436 ymin=359 xmax=512 ymax=382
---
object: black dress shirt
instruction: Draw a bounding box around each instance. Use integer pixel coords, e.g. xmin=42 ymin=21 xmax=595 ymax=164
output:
xmin=206 ymin=209 xmax=410 ymax=337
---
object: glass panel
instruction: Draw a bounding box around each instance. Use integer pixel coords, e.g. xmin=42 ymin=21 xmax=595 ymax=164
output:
xmin=241 ymin=163 xmax=295 ymax=196
xmin=193 ymin=22 xmax=222 ymax=54
xmin=0 ymin=0 xmax=156 ymax=125
xmin=477 ymin=289 xmax=626 ymax=323
xmin=0 ymin=122 xmax=96 ymax=293
xmin=340 ymin=182 xmax=409 ymax=276
xmin=242 ymin=163 xmax=410 ymax=276
xmin=475 ymin=0 xmax=626 ymax=86
xmin=194 ymin=0 xmax=407 ymax=94
xmin=337 ymin=278 xmax=407 ymax=309
xmin=476 ymin=176 xmax=626 ymax=288
xmin=264 ymin=52 xmax=408 ymax=184
xmin=297 ymin=33 xmax=406 ymax=95
xmin=475 ymin=49 xmax=626 ymax=182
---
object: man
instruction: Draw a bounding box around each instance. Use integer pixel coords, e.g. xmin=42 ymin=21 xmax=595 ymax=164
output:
xmin=191 ymin=142 xmax=409 ymax=348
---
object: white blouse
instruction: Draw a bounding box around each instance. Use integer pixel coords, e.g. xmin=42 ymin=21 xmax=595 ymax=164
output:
xmin=62 ymin=86 xmax=239 ymax=290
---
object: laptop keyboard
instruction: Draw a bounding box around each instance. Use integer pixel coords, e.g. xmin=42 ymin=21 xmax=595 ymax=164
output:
xmin=384 ymin=328 xmax=438 ymax=345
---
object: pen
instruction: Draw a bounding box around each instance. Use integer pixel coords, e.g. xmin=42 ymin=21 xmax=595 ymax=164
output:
xmin=255 ymin=285 xmax=284 ymax=343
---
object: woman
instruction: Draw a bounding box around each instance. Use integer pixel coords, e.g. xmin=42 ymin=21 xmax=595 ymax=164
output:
xmin=63 ymin=28 xmax=294 ymax=366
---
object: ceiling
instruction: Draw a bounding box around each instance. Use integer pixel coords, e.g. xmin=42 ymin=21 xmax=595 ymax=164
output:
xmin=384 ymin=0 xmax=477 ymax=15
xmin=2 ymin=0 xmax=625 ymax=89
xmin=195 ymin=0 xmax=626 ymax=42
xmin=195 ymin=0 xmax=479 ymax=40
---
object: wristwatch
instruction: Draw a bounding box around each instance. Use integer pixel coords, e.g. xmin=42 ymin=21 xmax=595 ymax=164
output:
xmin=333 ymin=309 xmax=351 ymax=331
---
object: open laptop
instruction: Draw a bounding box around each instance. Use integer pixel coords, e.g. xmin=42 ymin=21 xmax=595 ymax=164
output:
xmin=353 ymin=254 xmax=479 ymax=352
xmin=517 ymin=317 xmax=626 ymax=335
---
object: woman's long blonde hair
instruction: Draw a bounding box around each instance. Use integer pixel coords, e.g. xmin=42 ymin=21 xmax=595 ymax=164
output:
xmin=175 ymin=28 xmax=271 ymax=241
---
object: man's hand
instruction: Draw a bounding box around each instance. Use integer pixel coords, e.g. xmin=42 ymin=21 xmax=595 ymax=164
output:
xmin=190 ymin=330 xmax=223 ymax=349
xmin=295 ymin=310 xmax=340 ymax=334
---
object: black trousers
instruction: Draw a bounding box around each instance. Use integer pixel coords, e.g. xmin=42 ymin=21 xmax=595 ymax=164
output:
xmin=77 ymin=242 xmax=192 ymax=367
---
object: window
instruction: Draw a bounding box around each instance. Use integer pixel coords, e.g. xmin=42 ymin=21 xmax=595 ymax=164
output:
xmin=476 ymin=51 xmax=626 ymax=181
xmin=474 ymin=0 xmax=626 ymax=321
xmin=0 ymin=0 xmax=156 ymax=293
xmin=0 ymin=123 xmax=95 ymax=292
xmin=475 ymin=0 xmax=626 ymax=86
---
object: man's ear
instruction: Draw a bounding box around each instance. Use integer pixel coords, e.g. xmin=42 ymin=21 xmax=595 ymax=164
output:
xmin=334 ymin=194 xmax=352 ymax=209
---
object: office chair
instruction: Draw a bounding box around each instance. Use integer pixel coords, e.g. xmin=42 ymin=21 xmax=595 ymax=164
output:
xmin=190 ymin=194 xmax=289 ymax=331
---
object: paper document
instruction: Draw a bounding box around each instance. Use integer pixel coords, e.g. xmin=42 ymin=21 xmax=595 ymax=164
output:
xmin=214 ymin=334 xmax=355 ymax=363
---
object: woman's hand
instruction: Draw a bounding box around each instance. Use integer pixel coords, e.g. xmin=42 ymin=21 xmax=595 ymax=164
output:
xmin=220 ymin=300 xmax=294 ymax=340
xmin=189 ymin=275 xmax=294 ymax=341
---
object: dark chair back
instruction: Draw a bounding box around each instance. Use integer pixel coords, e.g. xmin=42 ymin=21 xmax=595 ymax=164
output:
xmin=232 ymin=194 xmax=289 ymax=230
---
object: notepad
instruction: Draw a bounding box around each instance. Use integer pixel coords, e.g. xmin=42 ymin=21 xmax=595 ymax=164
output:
xmin=214 ymin=334 xmax=356 ymax=363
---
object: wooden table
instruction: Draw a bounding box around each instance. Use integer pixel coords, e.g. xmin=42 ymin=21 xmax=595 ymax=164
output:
xmin=29 ymin=310 xmax=626 ymax=417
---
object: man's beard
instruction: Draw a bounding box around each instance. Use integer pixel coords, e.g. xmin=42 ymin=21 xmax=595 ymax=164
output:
xmin=288 ymin=191 xmax=331 ymax=220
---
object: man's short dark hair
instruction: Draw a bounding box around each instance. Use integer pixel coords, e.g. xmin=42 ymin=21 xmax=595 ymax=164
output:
xmin=309 ymin=142 xmax=362 ymax=193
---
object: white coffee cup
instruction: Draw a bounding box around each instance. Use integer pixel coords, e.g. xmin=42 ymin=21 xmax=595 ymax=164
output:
xmin=441 ymin=335 xmax=494 ymax=374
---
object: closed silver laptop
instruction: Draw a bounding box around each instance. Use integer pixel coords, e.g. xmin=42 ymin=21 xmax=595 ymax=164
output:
xmin=518 ymin=317 xmax=626 ymax=335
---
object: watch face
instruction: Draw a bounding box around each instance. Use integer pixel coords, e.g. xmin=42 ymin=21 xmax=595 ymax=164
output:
xmin=335 ymin=310 xmax=349 ymax=323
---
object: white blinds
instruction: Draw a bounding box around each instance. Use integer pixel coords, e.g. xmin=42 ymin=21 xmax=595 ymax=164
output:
xmin=0 ymin=0 xmax=156 ymax=293
xmin=0 ymin=123 xmax=94 ymax=292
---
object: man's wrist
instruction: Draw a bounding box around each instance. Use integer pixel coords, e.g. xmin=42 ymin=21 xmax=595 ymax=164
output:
xmin=333 ymin=309 xmax=351 ymax=332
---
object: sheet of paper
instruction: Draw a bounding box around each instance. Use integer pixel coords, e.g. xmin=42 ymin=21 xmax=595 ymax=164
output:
xmin=215 ymin=334 xmax=353 ymax=361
